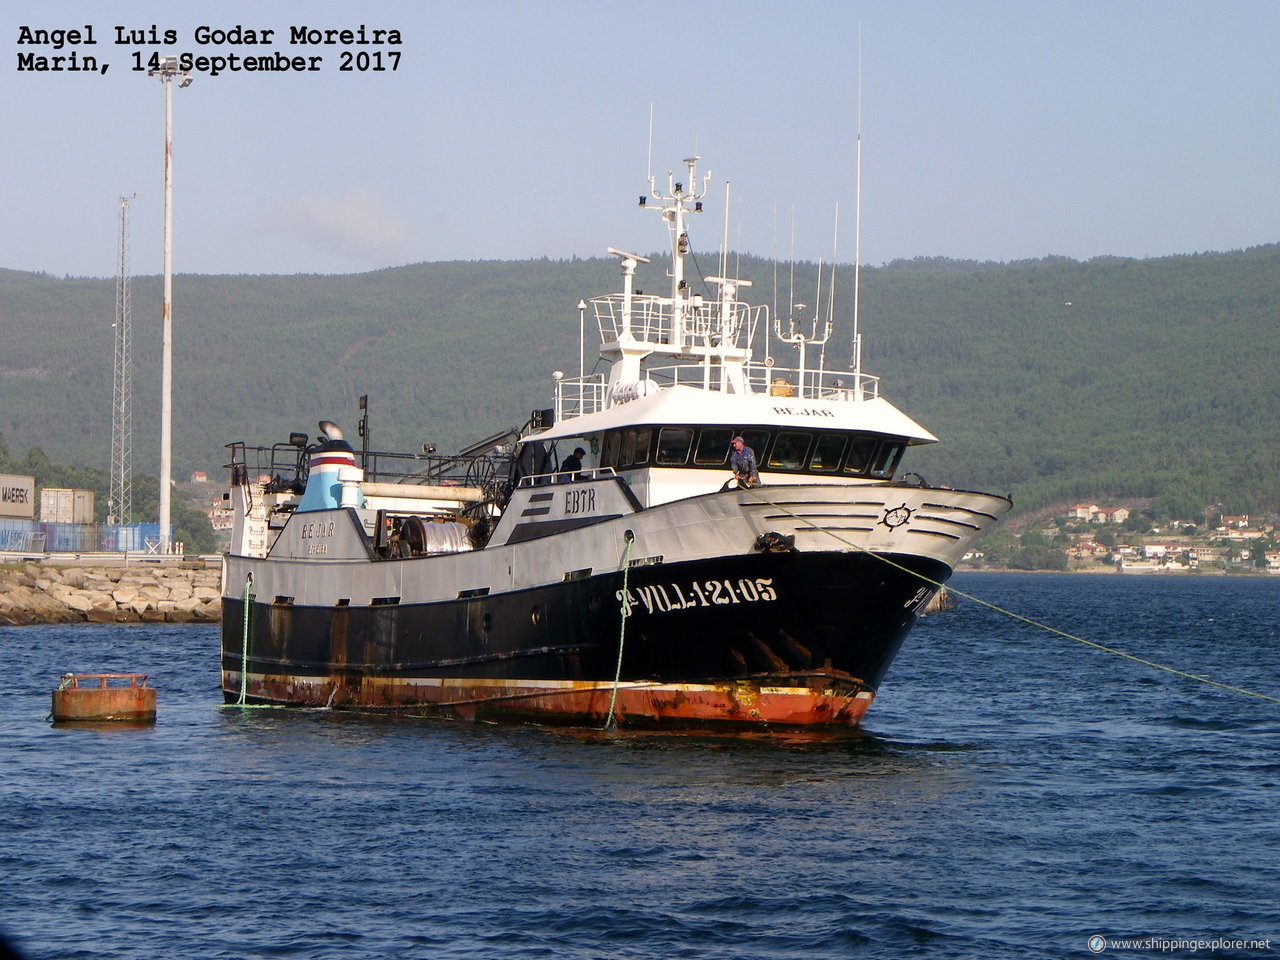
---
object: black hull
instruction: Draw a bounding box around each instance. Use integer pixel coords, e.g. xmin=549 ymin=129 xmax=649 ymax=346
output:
xmin=220 ymin=550 xmax=950 ymax=727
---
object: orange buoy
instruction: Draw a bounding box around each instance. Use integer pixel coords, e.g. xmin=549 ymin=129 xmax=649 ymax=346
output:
xmin=51 ymin=673 xmax=157 ymax=723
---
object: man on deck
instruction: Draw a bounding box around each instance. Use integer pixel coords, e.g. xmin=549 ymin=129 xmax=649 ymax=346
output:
xmin=727 ymin=435 xmax=760 ymax=489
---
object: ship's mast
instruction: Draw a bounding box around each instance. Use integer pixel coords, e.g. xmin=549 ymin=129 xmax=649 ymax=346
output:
xmin=645 ymin=156 xmax=710 ymax=335
xmin=589 ymin=155 xmax=758 ymax=403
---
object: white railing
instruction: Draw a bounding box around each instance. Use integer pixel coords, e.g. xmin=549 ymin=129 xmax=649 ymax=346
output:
xmin=553 ymin=374 xmax=607 ymax=422
xmin=644 ymin=361 xmax=881 ymax=401
xmin=517 ymin=467 xmax=618 ymax=488
xmin=551 ymin=361 xmax=881 ymax=426
xmin=591 ymin=294 xmax=762 ymax=350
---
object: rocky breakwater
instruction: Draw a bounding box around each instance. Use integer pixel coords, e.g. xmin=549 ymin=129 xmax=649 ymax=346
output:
xmin=0 ymin=563 xmax=222 ymax=626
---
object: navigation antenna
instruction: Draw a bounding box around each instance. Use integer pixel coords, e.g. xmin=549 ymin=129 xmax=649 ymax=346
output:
xmin=109 ymin=193 xmax=138 ymax=525
xmin=851 ymin=25 xmax=865 ymax=388
xmin=773 ymin=301 xmax=832 ymax=398
xmin=643 ymin=155 xmax=710 ymax=333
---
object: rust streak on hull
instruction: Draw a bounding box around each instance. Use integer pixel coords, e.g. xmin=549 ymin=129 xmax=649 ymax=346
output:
xmin=227 ymin=671 xmax=875 ymax=730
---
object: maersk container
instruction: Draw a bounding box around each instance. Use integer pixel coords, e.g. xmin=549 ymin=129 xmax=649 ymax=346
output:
xmin=0 ymin=474 xmax=36 ymax=520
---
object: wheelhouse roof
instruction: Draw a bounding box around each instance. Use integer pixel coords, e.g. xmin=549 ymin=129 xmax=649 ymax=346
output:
xmin=530 ymin=385 xmax=938 ymax=446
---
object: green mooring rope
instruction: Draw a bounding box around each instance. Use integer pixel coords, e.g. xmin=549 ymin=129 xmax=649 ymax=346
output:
xmin=745 ymin=486 xmax=1280 ymax=706
xmin=219 ymin=572 xmax=286 ymax=711
xmin=237 ymin=572 xmax=253 ymax=705
xmin=603 ymin=532 xmax=636 ymax=729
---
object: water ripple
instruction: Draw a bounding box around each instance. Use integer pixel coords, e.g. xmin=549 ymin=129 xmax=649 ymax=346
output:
xmin=2 ymin=576 xmax=1279 ymax=959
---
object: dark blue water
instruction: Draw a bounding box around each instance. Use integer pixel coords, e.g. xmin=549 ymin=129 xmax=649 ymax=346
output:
xmin=2 ymin=573 xmax=1278 ymax=959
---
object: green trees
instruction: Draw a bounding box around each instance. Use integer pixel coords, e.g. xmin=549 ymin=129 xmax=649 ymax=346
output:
xmin=0 ymin=245 xmax=1277 ymax=522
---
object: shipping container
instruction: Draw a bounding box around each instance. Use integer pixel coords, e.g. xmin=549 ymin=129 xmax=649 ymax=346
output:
xmin=39 ymin=488 xmax=96 ymax=524
xmin=0 ymin=474 xmax=36 ymax=520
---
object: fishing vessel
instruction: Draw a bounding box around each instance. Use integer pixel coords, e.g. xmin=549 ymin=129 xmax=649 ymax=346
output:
xmin=220 ymin=157 xmax=1011 ymax=728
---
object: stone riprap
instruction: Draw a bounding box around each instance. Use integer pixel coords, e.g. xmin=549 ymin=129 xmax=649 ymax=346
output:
xmin=0 ymin=563 xmax=222 ymax=625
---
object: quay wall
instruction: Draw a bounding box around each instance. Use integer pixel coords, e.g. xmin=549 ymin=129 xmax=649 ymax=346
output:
xmin=0 ymin=561 xmax=222 ymax=626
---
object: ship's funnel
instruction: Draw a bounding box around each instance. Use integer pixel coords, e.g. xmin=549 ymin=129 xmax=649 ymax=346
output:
xmin=296 ymin=423 xmax=362 ymax=512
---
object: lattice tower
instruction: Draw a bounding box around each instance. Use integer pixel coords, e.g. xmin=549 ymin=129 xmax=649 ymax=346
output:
xmin=110 ymin=194 xmax=137 ymax=525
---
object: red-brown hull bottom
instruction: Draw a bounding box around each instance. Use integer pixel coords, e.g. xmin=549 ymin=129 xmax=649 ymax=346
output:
xmin=227 ymin=672 xmax=876 ymax=730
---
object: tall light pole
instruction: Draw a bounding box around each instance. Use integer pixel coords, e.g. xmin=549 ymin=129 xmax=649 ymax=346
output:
xmin=148 ymin=56 xmax=192 ymax=552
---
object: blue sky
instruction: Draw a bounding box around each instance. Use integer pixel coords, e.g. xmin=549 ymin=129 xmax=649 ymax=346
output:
xmin=3 ymin=0 xmax=1277 ymax=278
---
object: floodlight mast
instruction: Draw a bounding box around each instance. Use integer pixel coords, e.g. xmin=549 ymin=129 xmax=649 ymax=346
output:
xmin=148 ymin=56 xmax=191 ymax=552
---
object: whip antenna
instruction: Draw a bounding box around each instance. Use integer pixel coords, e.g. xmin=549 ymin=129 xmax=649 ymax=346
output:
xmin=852 ymin=24 xmax=864 ymax=383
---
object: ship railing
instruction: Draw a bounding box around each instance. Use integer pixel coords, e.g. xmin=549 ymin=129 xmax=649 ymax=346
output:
xmin=743 ymin=363 xmax=881 ymax=401
xmin=225 ymin=442 xmax=514 ymax=496
xmin=591 ymin=294 xmax=760 ymax=351
xmin=224 ymin=441 xmax=309 ymax=491
xmin=641 ymin=361 xmax=881 ymax=400
xmin=362 ymin=450 xmax=513 ymax=492
xmin=516 ymin=466 xmax=618 ymax=488
xmin=553 ymin=373 xmax=608 ymax=422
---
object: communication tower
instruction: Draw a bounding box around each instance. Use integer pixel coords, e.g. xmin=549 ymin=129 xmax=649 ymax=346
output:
xmin=109 ymin=194 xmax=137 ymax=526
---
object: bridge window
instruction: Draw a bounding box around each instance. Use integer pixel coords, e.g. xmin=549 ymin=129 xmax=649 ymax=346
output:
xmin=809 ymin=434 xmax=848 ymax=472
xmin=843 ymin=436 xmax=879 ymax=475
xmin=606 ymin=425 xmax=905 ymax=480
xmin=870 ymin=441 xmax=905 ymax=478
xmin=656 ymin=427 xmax=693 ymax=465
xmin=694 ymin=428 xmax=734 ymax=465
xmin=601 ymin=431 xmax=621 ymax=468
xmin=617 ymin=427 xmax=653 ymax=468
xmin=742 ymin=429 xmax=771 ymax=461
xmin=767 ymin=432 xmax=812 ymax=470
xmin=634 ymin=427 xmax=652 ymax=465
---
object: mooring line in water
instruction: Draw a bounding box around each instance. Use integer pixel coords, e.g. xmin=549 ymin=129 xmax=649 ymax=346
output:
xmin=604 ymin=531 xmax=636 ymax=730
xmin=218 ymin=572 xmax=288 ymax=711
xmin=238 ymin=572 xmax=252 ymax=705
xmin=746 ymin=487 xmax=1280 ymax=706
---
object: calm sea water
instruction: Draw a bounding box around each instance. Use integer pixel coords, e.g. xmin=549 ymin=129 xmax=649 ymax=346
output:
xmin=2 ymin=573 xmax=1278 ymax=960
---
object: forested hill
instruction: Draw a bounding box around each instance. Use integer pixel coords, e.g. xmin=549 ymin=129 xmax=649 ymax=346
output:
xmin=1 ymin=242 xmax=1276 ymax=518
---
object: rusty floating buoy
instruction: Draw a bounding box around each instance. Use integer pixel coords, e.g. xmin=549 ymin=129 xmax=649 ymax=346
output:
xmin=51 ymin=673 xmax=157 ymax=723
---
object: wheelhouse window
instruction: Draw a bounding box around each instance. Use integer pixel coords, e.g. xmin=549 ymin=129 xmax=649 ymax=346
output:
xmin=656 ymin=427 xmax=693 ymax=465
xmin=809 ymin=434 xmax=848 ymax=472
xmin=615 ymin=427 xmax=653 ymax=468
xmin=600 ymin=431 xmax=621 ymax=469
xmin=842 ymin=436 xmax=879 ymax=475
xmin=601 ymin=427 xmax=655 ymax=469
xmin=694 ymin=428 xmax=734 ymax=465
xmin=634 ymin=427 xmax=652 ymax=465
xmin=741 ymin=429 xmax=771 ymax=462
xmin=767 ymin=432 xmax=812 ymax=471
xmin=604 ymin=425 xmax=906 ymax=480
xmin=869 ymin=441 xmax=905 ymax=479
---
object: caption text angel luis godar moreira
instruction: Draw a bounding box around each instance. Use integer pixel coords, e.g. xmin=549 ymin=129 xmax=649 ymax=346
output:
xmin=16 ymin=24 xmax=403 ymax=76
